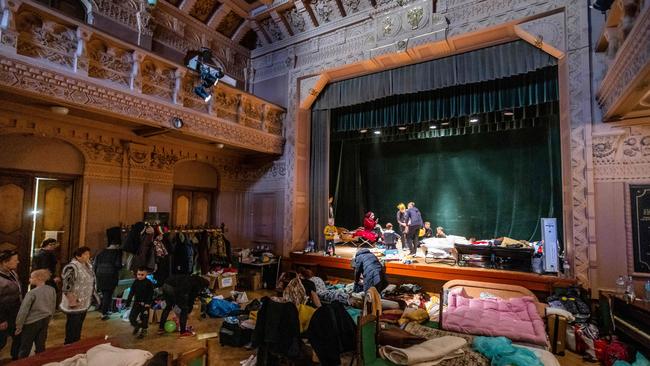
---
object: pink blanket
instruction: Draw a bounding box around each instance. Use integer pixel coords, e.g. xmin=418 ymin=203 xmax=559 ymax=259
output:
xmin=443 ymin=289 xmax=548 ymax=347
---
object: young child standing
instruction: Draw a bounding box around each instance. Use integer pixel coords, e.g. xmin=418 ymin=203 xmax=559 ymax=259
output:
xmin=323 ymin=218 xmax=338 ymax=256
xmin=125 ymin=267 xmax=154 ymax=339
xmin=15 ymin=269 xmax=56 ymax=358
xmin=382 ymin=223 xmax=400 ymax=250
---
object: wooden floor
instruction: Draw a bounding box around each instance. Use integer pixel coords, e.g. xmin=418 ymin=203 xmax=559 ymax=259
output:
xmin=1 ymin=289 xmax=590 ymax=365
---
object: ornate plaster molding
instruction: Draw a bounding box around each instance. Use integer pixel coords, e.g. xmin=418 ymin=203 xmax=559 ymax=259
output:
xmin=593 ymin=126 xmax=650 ymax=181
xmin=0 ymin=55 xmax=284 ymax=154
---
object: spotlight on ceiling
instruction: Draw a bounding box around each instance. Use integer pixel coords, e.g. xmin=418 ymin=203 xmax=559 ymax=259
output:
xmin=398 ymin=126 xmax=407 ymax=130
xmin=429 ymin=125 xmax=437 ymax=129
xmin=441 ymin=122 xmax=450 ymax=126
xmin=171 ymin=116 xmax=183 ymax=129
xmin=373 ymin=130 xmax=381 ymax=135
xmin=469 ymin=117 xmax=479 ymax=123
xmin=186 ymin=47 xmax=225 ymax=103
xmin=503 ymin=111 xmax=514 ymax=116
xmin=360 ymin=129 xmax=368 ymax=133
xmin=590 ymin=0 xmax=613 ymax=12
xmin=50 ymin=106 xmax=69 ymax=115
xmin=194 ymin=85 xmax=212 ymax=102
xmin=216 ymin=143 xmax=224 ymax=149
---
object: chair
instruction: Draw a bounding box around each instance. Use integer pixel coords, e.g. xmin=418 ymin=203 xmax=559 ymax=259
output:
xmin=175 ymin=347 xmax=207 ymax=366
xmin=356 ymin=313 xmax=394 ymax=366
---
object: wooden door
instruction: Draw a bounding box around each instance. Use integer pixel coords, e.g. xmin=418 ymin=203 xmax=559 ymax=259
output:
xmin=0 ymin=173 xmax=34 ymax=290
xmin=33 ymin=179 xmax=74 ymax=269
xmin=252 ymin=192 xmax=275 ymax=242
xmin=173 ymin=188 xmax=215 ymax=227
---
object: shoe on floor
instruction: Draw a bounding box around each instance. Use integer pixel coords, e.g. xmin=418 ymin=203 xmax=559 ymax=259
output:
xmin=132 ymin=326 xmax=140 ymax=335
xmin=137 ymin=329 xmax=147 ymax=339
xmin=178 ymin=331 xmax=195 ymax=338
xmin=101 ymin=314 xmax=110 ymax=321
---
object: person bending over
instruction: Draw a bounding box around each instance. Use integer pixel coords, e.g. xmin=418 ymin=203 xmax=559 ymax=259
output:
xmin=158 ymin=274 xmax=209 ymax=337
xmin=353 ymin=248 xmax=387 ymax=293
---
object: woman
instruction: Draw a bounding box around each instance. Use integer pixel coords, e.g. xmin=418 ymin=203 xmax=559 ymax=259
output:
xmin=60 ymin=246 xmax=96 ymax=344
xmin=396 ymin=203 xmax=408 ymax=249
xmin=353 ymin=248 xmax=387 ymax=293
xmin=0 ymin=250 xmax=22 ymax=360
xmin=299 ymin=268 xmax=349 ymax=305
xmin=277 ymin=271 xmax=321 ymax=308
xmin=94 ymin=230 xmax=123 ymax=320
xmin=354 ymin=212 xmax=379 ymax=243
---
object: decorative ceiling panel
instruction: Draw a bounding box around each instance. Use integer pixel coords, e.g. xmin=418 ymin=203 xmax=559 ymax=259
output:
xmin=165 ymin=0 xmax=183 ymax=6
xmin=260 ymin=17 xmax=284 ymax=41
xmin=283 ymin=7 xmax=306 ymax=34
xmin=189 ymin=0 xmax=222 ymax=23
xmin=217 ymin=11 xmax=245 ymax=38
xmin=240 ymin=29 xmax=259 ymax=50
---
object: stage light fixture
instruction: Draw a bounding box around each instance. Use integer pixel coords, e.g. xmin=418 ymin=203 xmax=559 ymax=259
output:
xmin=360 ymin=129 xmax=368 ymax=133
xmin=398 ymin=126 xmax=407 ymax=130
xmin=194 ymin=85 xmax=212 ymax=102
xmin=469 ymin=117 xmax=479 ymax=123
xmin=503 ymin=111 xmax=514 ymax=116
xmin=590 ymin=0 xmax=613 ymax=11
xmin=429 ymin=125 xmax=437 ymax=129
xmin=171 ymin=117 xmax=184 ymax=129
xmin=373 ymin=130 xmax=381 ymax=135
xmin=441 ymin=122 xmax=450 ymax=126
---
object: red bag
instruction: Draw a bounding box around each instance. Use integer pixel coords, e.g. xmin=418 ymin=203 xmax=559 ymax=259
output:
xmin=594 ymin=339 xmax=608 ymax=362
xmin=603 ymin=339 xmax=631 ymax=366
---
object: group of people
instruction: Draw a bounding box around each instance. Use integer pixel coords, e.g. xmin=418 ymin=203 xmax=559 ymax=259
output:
xmin=0 ymin=236 xmax=211 ymax=361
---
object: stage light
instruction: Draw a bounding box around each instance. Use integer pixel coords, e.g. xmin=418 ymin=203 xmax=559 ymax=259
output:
xmin=590 ymin=0 xmax=613 ymax=11
xmin=360 ymin=129 xmax=368 ymax=133
xmin=429 ymin=125 xmax=437 ymax=129
xmin=503 ymin=111 xmax=514 ymax=116
xmin=194 ymin=85 xmax=212 ymax=102
xmin=373 ymin=130 xmax=381 ymax=135
xmin=171 ymin=117 xmax=183 ymax=129
xmin=398 ymin=126 xmax=407 ymax=130
xmin=469 ymin=117 xmax=479 ymax=123
xmin=441 ymin=122 xmax=450 ymax=126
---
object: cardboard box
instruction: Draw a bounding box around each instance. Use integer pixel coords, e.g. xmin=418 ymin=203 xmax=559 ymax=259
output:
xmin=250 ymin=272 xmax=262 ymax=291
xmin=217 ymin=273 xmax=237 ymax=289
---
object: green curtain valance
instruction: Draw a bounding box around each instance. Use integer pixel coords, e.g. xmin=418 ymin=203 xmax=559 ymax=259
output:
xmin=313 ymin=41 xmax=557 ymax=111
xmin=331 ymin=67 xmax=558 ymax=133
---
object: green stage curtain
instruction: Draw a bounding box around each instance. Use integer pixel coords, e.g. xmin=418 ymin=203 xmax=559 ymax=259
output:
xmin=309 ymin=110 xmax=331 ymax=248
xmin=332 ymin=67 xmax=558 ymax=132
xmin=314 ymin=41 xmax=557 ymax=111
xmin=330 ymin=121 xmax=563 ymax=242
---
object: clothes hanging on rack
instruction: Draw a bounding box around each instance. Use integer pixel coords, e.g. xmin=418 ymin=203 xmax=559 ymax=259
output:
xmin=197 ymin=231 xmax=210 ymax=275
xmin=123 ymin=222 xmax=145 ymax=254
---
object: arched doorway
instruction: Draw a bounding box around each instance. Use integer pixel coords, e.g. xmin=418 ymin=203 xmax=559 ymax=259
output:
xmin=0 ymin=134 xmax=84 ymax=290
xmin=172 ymin=161 xmax=219 ymax=227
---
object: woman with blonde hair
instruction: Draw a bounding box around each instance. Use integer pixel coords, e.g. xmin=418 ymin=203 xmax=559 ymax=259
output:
xmin=396 ymin=203 xmax=408 ymax=250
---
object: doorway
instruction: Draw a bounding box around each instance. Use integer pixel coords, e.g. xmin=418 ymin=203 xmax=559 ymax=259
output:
xmin=0 ymin=170 xmax=79 ymax=290
xmin=172 ymin=187 xmax=216 ymax=227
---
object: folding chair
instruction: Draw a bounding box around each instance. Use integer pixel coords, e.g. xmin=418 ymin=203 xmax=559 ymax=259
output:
xmin=355 ymin=313 xmax=394 ymax=366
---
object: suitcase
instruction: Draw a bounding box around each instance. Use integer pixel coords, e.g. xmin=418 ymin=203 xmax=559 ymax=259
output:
xmin=219 ymin=320 xmax=252 ymax=347
xmin=547 ymin=314 xmax=567 ymax=355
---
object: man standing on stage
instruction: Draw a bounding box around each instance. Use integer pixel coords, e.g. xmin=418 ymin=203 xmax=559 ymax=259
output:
xmin=405 ymin=202 xmax=423 ymax=255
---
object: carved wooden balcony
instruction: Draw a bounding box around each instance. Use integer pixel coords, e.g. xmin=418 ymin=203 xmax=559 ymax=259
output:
xmin=596 ymin=1 xmax=650 ymax=122
xmin=0 ymin=0 xmax=285 ymax=154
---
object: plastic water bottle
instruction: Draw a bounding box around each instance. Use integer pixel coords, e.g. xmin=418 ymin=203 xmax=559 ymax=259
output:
xmin=645 ymin=280 xmax=650 ymax=302
xmin=616 ymin=276 xmax=626 ymax=295
xmin=625 ymin=276 xmax=636 ymax=302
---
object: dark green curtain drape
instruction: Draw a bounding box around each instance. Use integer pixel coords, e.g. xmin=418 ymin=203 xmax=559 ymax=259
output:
xmin=309 ymin=110 xmax=330 ymax=248
xmin=330 ymin=122 xmax=563 ymax=241
xmin=314 ymin=41 xmax=557 ymax=111
xmin=332 ymin=67 xmax=558 ymax=132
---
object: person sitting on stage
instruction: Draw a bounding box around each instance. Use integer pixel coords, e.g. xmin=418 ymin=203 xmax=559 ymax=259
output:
xmin=353 ymin=212 xmax=379 ymax=243
xmin=435 ymin=226 xmax=447 ymax=238
xmin=353 ymin=248 xmax=387 ymax=293
xmin=323 ymin=218 xmax=338 ymax=256
xmin=382 ymin=223 xmax=400 ymax=250
xmin=422 ymin=222 xmax=434 ymax=239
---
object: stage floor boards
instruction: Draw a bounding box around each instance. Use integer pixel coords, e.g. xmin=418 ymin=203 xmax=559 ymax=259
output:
xmin=291 ymin=246 xmax=572 ymax=294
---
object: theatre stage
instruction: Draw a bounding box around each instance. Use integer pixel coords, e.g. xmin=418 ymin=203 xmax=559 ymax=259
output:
xmin=289 ymin=246 xmax=573 ymax=295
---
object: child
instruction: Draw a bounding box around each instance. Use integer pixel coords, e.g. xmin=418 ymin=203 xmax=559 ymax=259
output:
xmin=125 ymin=267 xmax=154 ymax=339
xmin=15 ymin=269 xmax=56 ymax=358
xmin=382 ymin=223 xmax=400 ymax=250
xmin=323 ymin=218 xmax=337 ymax=256
xmin=435 ymin=226 xmax=447 ymax=238
xmin=422 ymin=222 xmax=433 ymax=238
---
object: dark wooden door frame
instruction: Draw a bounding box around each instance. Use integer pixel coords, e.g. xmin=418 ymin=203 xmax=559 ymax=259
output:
xmin=172 ymin=185 xmax=218 ymax=228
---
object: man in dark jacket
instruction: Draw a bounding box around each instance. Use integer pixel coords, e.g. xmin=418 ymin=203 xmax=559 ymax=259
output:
xmin=405 ymin=202 xmax=423 ymax=255
xmin=353 ymin=248 xmax=387 ymax=293
xmin=32 ymin=238 xmax=59 ymax=289
xmin=94 ymin=227 xmax=123 ymax=320
xmin=158 ymin=274 xmax=209 ymax=337
xmin=0 ymin=250 xmax=22 ymax=360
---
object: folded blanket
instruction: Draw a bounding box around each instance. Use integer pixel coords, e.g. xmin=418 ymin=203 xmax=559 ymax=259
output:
xmin=380 ymin=336 xmax=466 ymax=366
xmin=44 ymin=343 xmax=153 ymax=366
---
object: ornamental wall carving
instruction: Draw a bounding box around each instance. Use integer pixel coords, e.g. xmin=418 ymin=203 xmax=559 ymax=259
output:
xmin=593 ymin=126 xmax=650 ymax=181
xmin=265 ymin=0 xmax=598 ymax=286
xmin=0 ymin=4 xmax=286 ymax=155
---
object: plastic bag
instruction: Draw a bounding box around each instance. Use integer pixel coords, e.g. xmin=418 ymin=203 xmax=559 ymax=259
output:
xmin=207 ymin=298 xmax=239 ymax=318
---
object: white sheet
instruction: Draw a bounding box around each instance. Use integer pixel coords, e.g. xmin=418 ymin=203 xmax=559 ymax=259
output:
xmin=43 ymin=343 xmax=153 ymax=366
